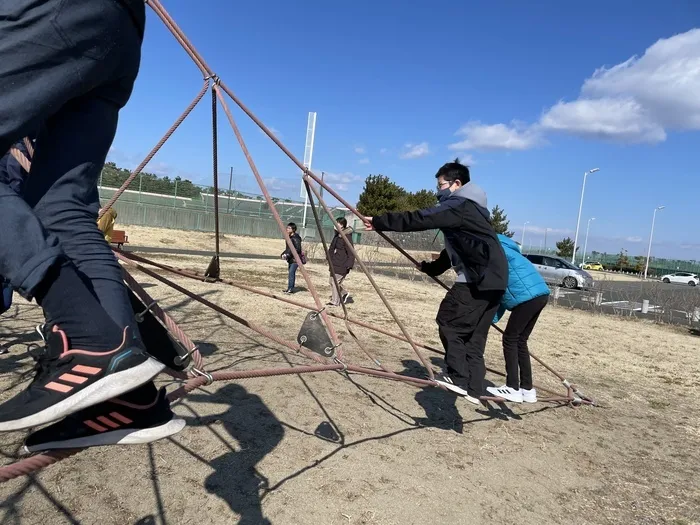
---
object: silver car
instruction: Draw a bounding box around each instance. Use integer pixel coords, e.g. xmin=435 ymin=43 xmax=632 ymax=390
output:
xmin=525 ymin=254 xmax=594 ymax=289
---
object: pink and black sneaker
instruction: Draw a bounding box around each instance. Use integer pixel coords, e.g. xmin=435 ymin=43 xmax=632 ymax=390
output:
xmin=0 ymin=325 xmax=164 ymax=432
xmin=23 ymin=386 xmax=185 ymax=453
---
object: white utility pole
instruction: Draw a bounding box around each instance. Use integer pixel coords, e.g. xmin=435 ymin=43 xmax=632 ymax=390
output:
xmin=582 ymin=217 xmax=595 ymax=265
xmin=572 ymin=167 xmax=600 ymax=263
xmin=644 ymin=206 xmax=665 ymax=280
xmin=300 ymin=112 xmax=317 ymax=229
xmin=521 ymin=221 xmax=529 ymax=247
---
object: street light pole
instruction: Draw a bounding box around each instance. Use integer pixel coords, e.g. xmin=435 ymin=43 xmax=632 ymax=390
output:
xmin=582 ymin=217 xmax=595 ymax=265
xmin=644 ymin=206 xmax=665 ymax=280
xmin=521 ymin=221 xmax=529 ymax=247
xmin=572 ymin=167 xmax=600 ymax=264
xmin=227 ymin=166 xmax=233 ymax=213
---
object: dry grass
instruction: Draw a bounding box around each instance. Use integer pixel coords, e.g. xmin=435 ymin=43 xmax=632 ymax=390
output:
xmin=1 ymin=250 xmax=699 ymax=524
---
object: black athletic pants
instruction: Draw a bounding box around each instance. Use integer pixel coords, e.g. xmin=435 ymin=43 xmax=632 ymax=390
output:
xmin=502 ymin=294 xmax=548 ymax=391
xmin=436 ymin=283 xmax=503 ymax=398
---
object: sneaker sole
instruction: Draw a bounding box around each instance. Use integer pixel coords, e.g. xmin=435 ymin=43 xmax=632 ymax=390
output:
xmin=522 ymin=398 xmax=537 ymax=403
xmin=0 ymin=357 xmax=165 ymax=432
xmin=434 ymin=378 xmax=471 ymax=397
xmin=23 ymin=416 xmax=186 ymax=453
xmin=486 ymin=388 xmax=523 ymax=403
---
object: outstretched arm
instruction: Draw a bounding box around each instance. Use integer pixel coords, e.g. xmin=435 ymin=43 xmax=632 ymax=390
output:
xmin=369 ymin=202 xmax=462 ymax=233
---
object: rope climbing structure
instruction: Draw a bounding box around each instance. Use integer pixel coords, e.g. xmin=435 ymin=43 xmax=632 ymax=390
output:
xmin=0 ymin=0 xmax=595 ymax=483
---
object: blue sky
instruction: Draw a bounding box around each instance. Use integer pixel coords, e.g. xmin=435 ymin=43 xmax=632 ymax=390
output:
xmin=109 ymin=1 xmax=700 ymax=260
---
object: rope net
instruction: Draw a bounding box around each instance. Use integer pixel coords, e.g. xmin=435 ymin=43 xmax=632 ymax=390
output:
xmin=0 ymin=0 xmax=594 ymax=483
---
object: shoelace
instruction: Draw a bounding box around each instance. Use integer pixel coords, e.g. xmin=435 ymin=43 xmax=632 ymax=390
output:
xmin=24 ymin=343 xmax=66 ymax=384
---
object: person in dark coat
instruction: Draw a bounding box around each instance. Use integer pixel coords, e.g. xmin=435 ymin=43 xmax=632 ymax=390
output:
xmin=327 ymin=217 xmax=355 ymax=306
xmin=281 ymin=222 xmax=303 ymax=294
xmin=364 ymin=161 xmax=508 ymax=403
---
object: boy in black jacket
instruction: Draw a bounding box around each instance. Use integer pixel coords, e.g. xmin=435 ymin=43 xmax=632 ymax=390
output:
xmin=364 ymin=161 xmax=507 ymax=402
xmin=327 ymin=217 xmax=356 ymax=306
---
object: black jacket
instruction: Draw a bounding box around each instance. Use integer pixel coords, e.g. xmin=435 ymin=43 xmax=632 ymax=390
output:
xmin=116 ymin=0 xmax=146 ymax=40
xmin=282 ymin=233 xmax=303 ymax=265
xmin=328 ymin=228 xmax=355 ymax=276
xmin=371 ymin=183 xmax=508 ymax=291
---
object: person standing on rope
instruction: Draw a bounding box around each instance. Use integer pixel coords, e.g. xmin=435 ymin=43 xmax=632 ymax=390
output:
xmin=281 ymin=222 xmax=303 ymax=294
xmin=486 ymin=235 xmax=549 ymax=403
xmin=364 ymin=160 xmax=508 ymax=403
xmin=0 ymin=0 xmax=184 ymax=450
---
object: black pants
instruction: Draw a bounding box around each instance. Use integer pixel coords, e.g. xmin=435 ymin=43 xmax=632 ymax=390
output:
xmin=436 ymin=283 xmax=502 ymax=397
xmin=502 ymin=294 xmax=548 ymax=391
xmin=0 ymin=0 xmax=143 ymax=333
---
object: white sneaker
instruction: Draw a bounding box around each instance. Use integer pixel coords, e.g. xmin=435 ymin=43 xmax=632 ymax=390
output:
xmin=520 ymin=388 xmax=537 ymax=403
xmin=486 ymin=385 xmax=523 ymax=403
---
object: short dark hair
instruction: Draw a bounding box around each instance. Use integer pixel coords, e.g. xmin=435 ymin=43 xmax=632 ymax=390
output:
xmin=435 ymin=158 xmax=470 ymax=185
xmin=287 ymin=222 xmax=297 ymax=232
xmin=336 ymin=217 xmax=347 ymax=228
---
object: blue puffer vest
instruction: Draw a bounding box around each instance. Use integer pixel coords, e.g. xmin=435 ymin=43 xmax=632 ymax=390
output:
xmin=494 ymin=234 xmax=550 ymax=322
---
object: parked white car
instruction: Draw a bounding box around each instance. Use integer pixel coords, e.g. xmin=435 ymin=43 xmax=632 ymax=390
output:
xmin=524 ymin=254 xmax=594 ymax=289
xmin=660 ymin=272 xmax=699 ymax=287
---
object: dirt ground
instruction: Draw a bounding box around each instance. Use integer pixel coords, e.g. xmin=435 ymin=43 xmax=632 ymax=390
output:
xmin=1 ymin=250 xmax=699 ymax=524
xmin=123 ymin=225 xmax=433 ymax=264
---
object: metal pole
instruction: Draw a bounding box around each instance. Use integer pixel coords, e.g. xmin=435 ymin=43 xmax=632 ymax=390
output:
xmin=544 ymin=228 xmax=548 ymax=253
xmin=520 ymin=220 xmax=528 ymax=246
xmin=227 ymin=166 xmax=233 ymax=213
xmin=173 ymin=179 xmax=178 ymax=207
xmin=138 ymin=173 xmax=143 ymax=204
xmin=583 ymin=217 xmax=595 ymax=265
xmin=572 ymin=172 xmax=587 ymax=263
xmin=644 ymin=206 xmax=664 ymax=279
xmin=320 ymin=171 xmax=325 ymax=199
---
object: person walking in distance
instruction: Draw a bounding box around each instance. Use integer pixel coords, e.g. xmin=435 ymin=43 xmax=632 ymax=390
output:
xmin=364 ymin=160 xmax=508 ymax=403
xmin=327 ymin=217 xmax=355 ymax=306
xmin=487 ymin=235 xmax=549 ymax=403
xmin=281 ymin=222 xmax=303 ymax=294
xmin=0 ymin=0 xmax=185 ymax=451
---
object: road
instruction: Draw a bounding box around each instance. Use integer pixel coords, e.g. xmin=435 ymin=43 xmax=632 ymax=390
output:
xmin=124 ymin=246 xmax=700 ymax=327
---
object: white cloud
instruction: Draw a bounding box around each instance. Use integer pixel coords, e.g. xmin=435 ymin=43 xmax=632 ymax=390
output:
xmin=450 ymin=28 xmax=700 ymax=149
xmin=625 ymin=236 xmax=644 ymax=243
xmin=263 ymin=177 xmax=296 ymax=192
xmin=259 ymin=126 xmax=281 ymax=139
xmin=523 ymin=225 xmax=574 ymax=235
xmin=354 ymin=146 xmax=366 ymax=155
xmin=540 ymin=98 xmax=666 ymax=143
xmin=400 ymin=142 xmax=431 ymax=159
xmin=379 ymin=148 xmax=388 ymax=154
xmin=448 ymin=121 xmax=544 ymax=151
xmin=448 ymin=154 xmax=476 ymax=165
xmin=358 ymin=158 xmax=370 ymax=164
xmin=317 ymin=171 xmax=363 ymax=192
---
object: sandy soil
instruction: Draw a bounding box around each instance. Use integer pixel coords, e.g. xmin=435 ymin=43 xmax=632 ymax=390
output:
xmin=122 ymin=225 xmax=433 ymax=265
xmin=1 ymin=252 xmax=699 ymax=525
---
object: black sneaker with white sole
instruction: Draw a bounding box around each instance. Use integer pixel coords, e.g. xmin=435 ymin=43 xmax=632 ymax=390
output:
xmin=433 ymin=372 xmax=481 ymax=404
xmin=0 ymin=324 xmax=165 ymax=432
xmin=23 ymin=386 xmax=185 ymax=453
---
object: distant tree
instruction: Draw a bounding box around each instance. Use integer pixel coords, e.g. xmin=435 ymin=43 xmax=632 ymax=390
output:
xmin=633 ymin=256 xmax=645 ymax=273
xmin=616 ymin=249 xmax=630 ymax=268
xmin=490 ymin=205 xmax=514 ymax=237
xmin=400 ymin=188 xmax=437 ymax=211
xmin=356 ymin=174 xmax=407 ymax=216
xmin=556 ymin=237 xmax=577 ymax=258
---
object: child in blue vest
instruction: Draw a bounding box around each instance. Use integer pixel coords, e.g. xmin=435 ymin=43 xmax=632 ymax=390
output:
xmin=487 ymin=234 xmax=550 ymax=403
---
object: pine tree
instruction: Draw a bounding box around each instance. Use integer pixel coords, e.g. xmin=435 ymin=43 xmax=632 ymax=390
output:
xmin=490 ymin=205 xmax=514 ymax=237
